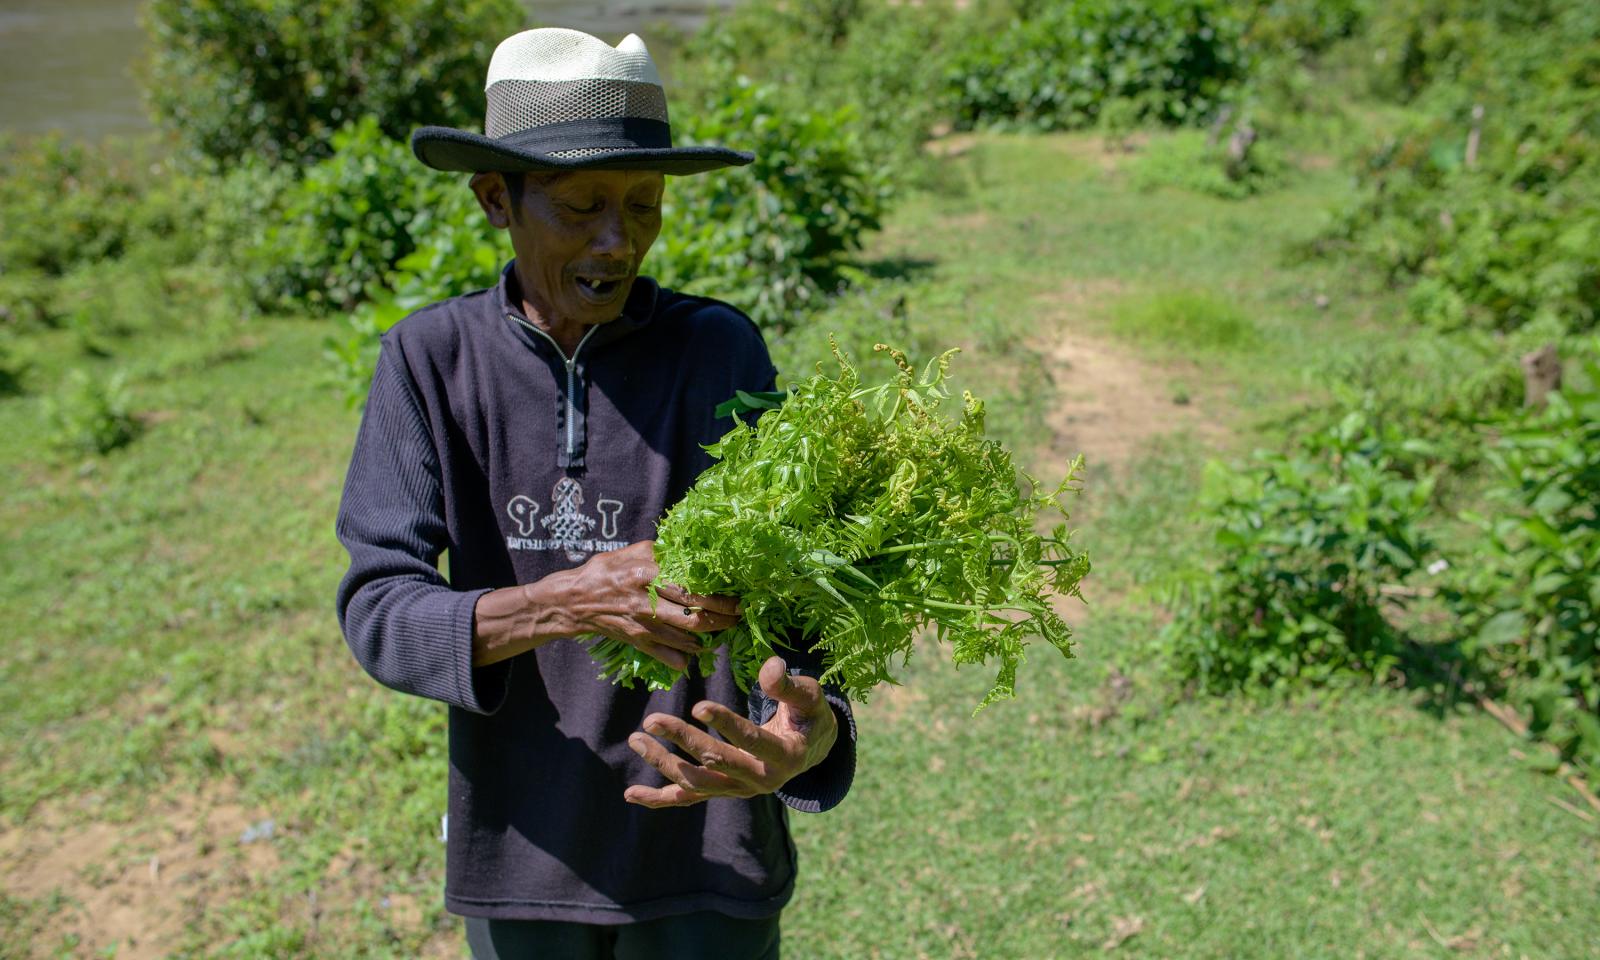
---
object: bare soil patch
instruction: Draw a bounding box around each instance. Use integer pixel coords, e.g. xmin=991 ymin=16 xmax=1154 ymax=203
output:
xmin=1029 ymin=279 xmax=1229 ymax=482
xmin=0 ymin=781 xmax=278 ymax=959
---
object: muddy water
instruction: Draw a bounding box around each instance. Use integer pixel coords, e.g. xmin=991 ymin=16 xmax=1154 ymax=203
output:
xmin=0 ymin=0 xmax=735 ymax=139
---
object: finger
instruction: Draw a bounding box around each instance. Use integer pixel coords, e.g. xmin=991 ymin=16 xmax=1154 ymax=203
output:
xmin=632 ymin=638 xmax=689 ymax=672
xmin=624 ymin=783 xmax=707 ymax=808
xmin=655 ymin=583 xmax=742 ymax=618
xmin=759 ymin=657 xmax=825 ymax=714
xmin=691 ymin=700 xmax=787 ymax=764
xmin=628 ymin=731 xmax=741 ymax=794
xmin=634 ymin=618 xmax=708 ymax=655
xmin=644 ymin=714 xmax=769 ymax=781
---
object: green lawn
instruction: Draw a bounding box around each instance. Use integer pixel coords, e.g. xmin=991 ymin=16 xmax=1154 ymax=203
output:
xmin=2 ymin=132 xmax=1596 ymax=958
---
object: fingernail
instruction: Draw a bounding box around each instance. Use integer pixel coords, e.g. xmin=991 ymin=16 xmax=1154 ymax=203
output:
xmin=692 ymin=704 xmax=713 ymax=722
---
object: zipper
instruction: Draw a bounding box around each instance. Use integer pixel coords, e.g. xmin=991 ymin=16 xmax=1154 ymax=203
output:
xmin=506 ymin=315 xmax=600 ymax=457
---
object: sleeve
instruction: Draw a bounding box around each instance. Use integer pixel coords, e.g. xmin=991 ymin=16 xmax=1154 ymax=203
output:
xmin=334 ymin=342 xmax=510 ymax=714
xmin=746 ymin=637 xmax=859 ymax=814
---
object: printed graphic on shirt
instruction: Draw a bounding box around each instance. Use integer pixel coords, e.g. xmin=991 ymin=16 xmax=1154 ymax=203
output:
xmin=505 ymin=478 xmax=628 ymax=562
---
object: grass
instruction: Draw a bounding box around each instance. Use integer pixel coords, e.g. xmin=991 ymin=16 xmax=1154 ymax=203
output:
xmin=3 ymin=129 xmax=1597 ymax=958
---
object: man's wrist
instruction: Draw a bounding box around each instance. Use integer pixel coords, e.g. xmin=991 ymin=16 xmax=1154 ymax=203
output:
xmin=472 ymin=579 xmax=568 ymax=666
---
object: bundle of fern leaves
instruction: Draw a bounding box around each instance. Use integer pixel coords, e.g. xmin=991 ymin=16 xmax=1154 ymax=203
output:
xmin=589 ymin=343 xmax=1089 ymax=710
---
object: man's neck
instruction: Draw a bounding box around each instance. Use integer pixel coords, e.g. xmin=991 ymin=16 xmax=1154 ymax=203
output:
xmin=508 ymin=266 xmax=589 ymax=356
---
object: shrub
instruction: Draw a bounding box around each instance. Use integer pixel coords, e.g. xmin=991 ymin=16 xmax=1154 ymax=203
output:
xmin=44 ymin=369 xmax=141 ymax=456
xmin=1 ymin=135 xmax=148 ymax=278
xmin=654 ymin=79 xmax=889 ymax=331
xmin=326 ymin=184 xmax=506 ymax=407
xmin=1312 ymin=3 xmax=1600 ymax=335
xmin=1451 ymin=358 xmax=1600 ymax=769
xmin=143 ymin=0 xmax=523 ymax=166
xmin=1237 ymin=0 xmax=1370 ymax=59
xmin=248 ymin=116 xmax=455 ymax=314
xmin=1160 ymin=404 xmax=1437 ymax=692
xmin=678 ymin=0 xmax=960 ymax=171
xmin=944 ymin=0 xmax=1249 ymax=132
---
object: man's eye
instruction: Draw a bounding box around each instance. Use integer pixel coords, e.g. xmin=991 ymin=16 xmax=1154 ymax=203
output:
xmin=565 ymin=201 xmax=602 ymax=214
xmin=632 ymin=203 xmax=660 ymax=214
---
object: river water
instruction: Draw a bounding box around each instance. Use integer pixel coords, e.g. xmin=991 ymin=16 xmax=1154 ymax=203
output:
xmin=0 ymin=0 xmax=736 ymax=139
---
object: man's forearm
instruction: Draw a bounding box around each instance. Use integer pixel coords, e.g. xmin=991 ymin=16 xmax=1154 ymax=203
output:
xmin=472 ymin=572 xmax=579 ymax=667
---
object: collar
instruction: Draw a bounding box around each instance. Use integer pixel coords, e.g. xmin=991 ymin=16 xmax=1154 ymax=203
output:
xmin=493 ymin=260 xmax=659 ymax=356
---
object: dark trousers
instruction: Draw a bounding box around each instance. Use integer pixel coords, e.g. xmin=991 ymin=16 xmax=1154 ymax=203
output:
xmin=465 ymin=911 xmax=781 ymax=960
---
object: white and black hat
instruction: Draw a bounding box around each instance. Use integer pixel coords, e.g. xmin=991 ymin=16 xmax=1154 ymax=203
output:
xmin=411 ymin=28 xmax=753 ymax=175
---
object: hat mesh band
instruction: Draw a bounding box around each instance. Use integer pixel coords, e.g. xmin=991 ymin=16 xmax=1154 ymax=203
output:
xmin=547 ymin=147 xmax=630 ymax=158
xmin=485 ymin=77 xmax=669 ymax=139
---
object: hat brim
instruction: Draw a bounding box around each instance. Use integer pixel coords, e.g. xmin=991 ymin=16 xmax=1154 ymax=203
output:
xmin=412 ymin=126 xmax=754 ymax=176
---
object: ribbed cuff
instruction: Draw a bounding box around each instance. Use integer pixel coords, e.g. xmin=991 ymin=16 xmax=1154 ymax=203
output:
xmin=749 ymin=671 xmax=857 ymax=814
xmin=455 ymin=587 xmax=511 ymax=716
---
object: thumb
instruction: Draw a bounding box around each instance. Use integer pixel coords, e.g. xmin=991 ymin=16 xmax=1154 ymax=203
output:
xmin=759 ymin=656 xmax=821 ymax=713
xmin=758 ymin=656 xmax=791 ymax=701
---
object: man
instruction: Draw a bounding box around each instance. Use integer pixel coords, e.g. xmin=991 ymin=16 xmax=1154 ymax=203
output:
xmin=334 ymin=27 xmax=856 ymax=960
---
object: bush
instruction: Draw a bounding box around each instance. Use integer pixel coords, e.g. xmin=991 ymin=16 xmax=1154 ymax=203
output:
xmin=1237 ymin=0 xmax=1369 ymax=59
xmin=654 ymin=79 xmax=889 ymax=331
xmin=44 ymin=369 xmax=141 ymax=455
xmin=143 ymin=0 xmax=523 ymax=167
xmin=944 ymin=0 xmax=1249 ymax=132
xmin=1451 ymin=358 xmax=1600 ymax=769
xmin=1160 ymin=404 xmax=1438 ymax=692
xmin=326 ymin=183 xmax=507 ymax=407
xmin=1313 ymin=3 xmax=1600 ymax=335
xmin=0 ymin=134 xmax=167 ymax=279
xmin=248 ymin=116 xmax=456 ymax=314
xmin=678 ymin=0 xmax=960 ymax=171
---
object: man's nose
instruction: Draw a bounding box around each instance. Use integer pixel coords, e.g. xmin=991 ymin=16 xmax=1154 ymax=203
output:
xmin=591 ymin=209 xmax=634 ymax=260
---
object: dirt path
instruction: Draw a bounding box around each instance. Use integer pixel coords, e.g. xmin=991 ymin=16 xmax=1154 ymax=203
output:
xmin=1031 ymin=281 xmax=1230 ymax=492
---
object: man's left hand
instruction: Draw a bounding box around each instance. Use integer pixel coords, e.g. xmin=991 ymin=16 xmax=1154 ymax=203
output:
xmin=624 ymin=656 xmax=838 ymax=808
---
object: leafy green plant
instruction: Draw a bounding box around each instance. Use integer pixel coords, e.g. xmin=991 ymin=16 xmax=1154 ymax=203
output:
xmin=249 ymin=116 xmax=455 ymax=314
xmin=677 ymin=0 xmax=960 ymax=171
xmin=143 ymin=0 xmax=522 ymax=167
xmin=43 ymin=368 xmax=141 ymax=455
xmin=1451 ymin=357 xmax=1600 ymax=768
xmin=0 ymin=134 xmax=206 ymax=281
xmin=591 ymin=344 xmax=1089 ymax=709
xmin=326 ymin=184 xmax=506 ymax=407
xmin=944 ymin=0 xmax=1249 ymax=132
xmin=1160 ymin=405 xmax=1437 ymax=692
xmin=653 ymin=78 xmax=890 ymax=331
xmin=1312 ymin=2 xmax=1600 ymax=335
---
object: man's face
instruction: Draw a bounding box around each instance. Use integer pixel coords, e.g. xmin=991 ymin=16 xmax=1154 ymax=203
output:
xmin=473 ymin=169 xmax=665 ymax=329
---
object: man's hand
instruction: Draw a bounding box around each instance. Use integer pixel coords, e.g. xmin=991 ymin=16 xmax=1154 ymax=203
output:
xmin=624 ymin=655 xmax=840 ymax=808
xmin=473 ymin=540 xmax=738 ymax=668
xmin=563 ymin=541 xmax=741 ymax=671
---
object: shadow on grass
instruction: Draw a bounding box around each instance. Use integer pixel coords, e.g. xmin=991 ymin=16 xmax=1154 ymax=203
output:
xmin=856 ymin=255 xmax=937 ymax=283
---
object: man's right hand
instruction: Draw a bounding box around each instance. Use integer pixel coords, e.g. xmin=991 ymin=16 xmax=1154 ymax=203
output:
xmin=472 ymin=540 xmax=741 ymax=669
xmin=560 ymin=541 xmax=740 ymax=670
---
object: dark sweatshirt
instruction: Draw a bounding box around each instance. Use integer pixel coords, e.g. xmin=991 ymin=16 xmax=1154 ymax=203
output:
xmin=334 ymin=265 xmax=856 ymax=924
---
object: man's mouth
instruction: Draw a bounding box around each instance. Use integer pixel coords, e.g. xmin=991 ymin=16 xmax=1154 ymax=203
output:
xmin=574 ymin=274 xmax=628 ymax=304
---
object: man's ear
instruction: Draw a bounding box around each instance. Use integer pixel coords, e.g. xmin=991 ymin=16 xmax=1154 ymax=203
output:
xmin=470 ymin=172 xmax=512 ymax=229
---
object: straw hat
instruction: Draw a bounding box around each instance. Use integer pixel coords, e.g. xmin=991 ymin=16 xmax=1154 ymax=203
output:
xmin=411 ymin=27 xmax=753 ymax=175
